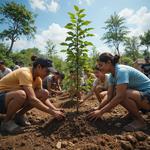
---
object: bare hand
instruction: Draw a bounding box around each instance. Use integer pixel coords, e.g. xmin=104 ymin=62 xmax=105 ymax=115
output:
xmin=87 ymin=110 xmax=102 ymax=121
xmin=53 ymin=110 xmax=65 ymax=120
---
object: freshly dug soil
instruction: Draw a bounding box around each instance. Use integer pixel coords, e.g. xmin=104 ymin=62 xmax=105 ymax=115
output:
xmin=0 ymin=97 xmax=150 ymax=150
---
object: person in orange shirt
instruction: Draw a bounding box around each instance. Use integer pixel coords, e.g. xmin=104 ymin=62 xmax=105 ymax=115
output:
xmin=0 ymin=58 xmax=65 ymax=134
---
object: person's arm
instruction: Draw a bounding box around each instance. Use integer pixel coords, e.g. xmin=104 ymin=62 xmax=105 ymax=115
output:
xmin=98 ymin=85 xmax=114 ymax=109
xmin=87 ymin=84 xmax=127 ymax=120
xmin=23 ymin=86 xmax=64 ymax=118
xmin=47 ymin=81 xmax=62 ymax=94
xmin=100 ymin=84 xmax=127 ymax=114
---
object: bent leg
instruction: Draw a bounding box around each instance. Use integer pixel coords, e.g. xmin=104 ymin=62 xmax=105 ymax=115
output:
xmin=120 ymin=90 xmax=150 ymax=130
xmin=5 ymin=90 xmax=27 ymax=121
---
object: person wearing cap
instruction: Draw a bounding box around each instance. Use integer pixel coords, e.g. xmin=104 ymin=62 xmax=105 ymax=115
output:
xmin=0 ymin=60 xmax=12 ymax=79
xmin=0 ymin=58 xmax=65 ymax=134
xmin=43 ymin=71 xmax=65 ymax=97
xmin=141 ymin=57 xmax=150 ymax=78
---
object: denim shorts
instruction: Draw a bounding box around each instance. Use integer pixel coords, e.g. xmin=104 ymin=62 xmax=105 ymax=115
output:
xmin=140 ymin=90 xmax=150 ymax=113
xmin=140 ymin=91 xmax=150 ymax=102
xmin=0 ymin=92 xmax=6 ymax=114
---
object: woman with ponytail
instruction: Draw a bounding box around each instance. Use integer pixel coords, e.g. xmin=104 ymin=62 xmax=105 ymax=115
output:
xmin=88 ymin=52 xmax=150 ymax=131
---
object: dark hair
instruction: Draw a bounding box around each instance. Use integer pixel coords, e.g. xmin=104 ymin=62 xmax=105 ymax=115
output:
xmin=0 ymin=60 xmax=5 ymax=65
xmin=33 ymin=58 xmax=53 ymax=68
xmin=60 ymin=72 xmax=65 ymax=80
xmin=31 ymin=55 xmax=38 ymax=62
xmin=99 ymin=53 xmax=120 ymax=65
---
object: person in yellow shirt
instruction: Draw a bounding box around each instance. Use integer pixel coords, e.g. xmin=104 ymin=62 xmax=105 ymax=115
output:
xmin=0 ymin=58 xmax=65 ymax=134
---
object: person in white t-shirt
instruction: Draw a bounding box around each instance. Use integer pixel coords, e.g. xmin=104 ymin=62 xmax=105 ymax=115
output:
xmin=0 ymin=61 xmax=12 ymax=79
xmin=79 ymin=66 xmax=109 ymax=108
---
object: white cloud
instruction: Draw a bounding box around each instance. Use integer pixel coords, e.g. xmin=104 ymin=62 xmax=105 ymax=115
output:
xmin=29 ymin=0 xmax=59 ymax=12
xmin=46 ymin=0 xmax=59 ymax=12
xmin=30 ymin=0 xmax=46 ymax=10
xmin=35 ymin=23 xmax=67 ymax=50
xmin=119 ymin=8 xmax=134 ymax=18
xmin=13 ymin=39 xmax=34 ymax=50
xmin=78 ymin=0 xmax=95 ymax=5
xmin=13 ymin=23 xmax=67 ymax=55
xmin=119 ymin=6 xmax=150 ymax=37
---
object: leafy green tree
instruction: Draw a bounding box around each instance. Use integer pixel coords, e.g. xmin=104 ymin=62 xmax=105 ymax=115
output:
xmin=12 ymin=47 xmax=40 ymax=66
xmin=0 ymin=43 xmax=14 ymax=67
xmin=143 ymin=49 xmax=150 ymax=58
xmin=90 ymin=46 xmax=98 ymax=67
xmin=61 ymin=5 xmax=94 ymax=112
xmin=124 ymin=37 xmax=141 ymax=61
xmin=45 ymin=39 xmax=57 ymax=60
xmin=140 ymin=30 xmax=150 ymax=57
xmin=102 ymin=12 xmax=128 ymax=55
xmin=0 ymin=2 xmax=36 ymax=55
xmin=121 ymin=55 xmax=134 ymax=66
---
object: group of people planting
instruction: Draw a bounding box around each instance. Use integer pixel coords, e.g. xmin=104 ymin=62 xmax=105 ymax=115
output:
xmin=0 ymin=52 xmax=150 ymax=134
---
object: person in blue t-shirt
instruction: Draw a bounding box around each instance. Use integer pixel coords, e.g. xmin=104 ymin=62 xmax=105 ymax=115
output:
xmin=88 ymin=52 xmax=150 ymax=131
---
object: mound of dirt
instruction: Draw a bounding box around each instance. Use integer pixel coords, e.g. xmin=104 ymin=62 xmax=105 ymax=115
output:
xmin=1 ymin=98 xmax=150 ymax=150
xmin=41 ymin=111 xmax=99 ymax=139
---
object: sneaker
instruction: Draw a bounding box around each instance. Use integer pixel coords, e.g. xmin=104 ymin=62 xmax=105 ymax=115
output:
xmin=15 ymin=114 xmax=31 ymax=126
xmin=1 ymin=120 xmax=22 ymax=134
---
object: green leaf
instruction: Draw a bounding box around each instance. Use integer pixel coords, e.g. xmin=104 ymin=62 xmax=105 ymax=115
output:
xmin=65 ymin=37 xmax=73 ymax=41
xmin=61 ymin=42 xmax=68 ymax=46
xmin=67 ymin=31 xmax=74 ymax=36
xmin=86 ymin=33 xmax=94 ymax=37
xmin=82 ymin=21 xmax=91 ymax=26
xmin=71 ymin=19 xmax=76 ymax=23
xmin=65 ymin=23 xmax=74 ymax=29
xmin=84 ymin=41 xmax=93 ymax=46
xmin=74 ymin=5 xmax=79 ymax=11
xmin=78 ymin=9 xmax=85 ymax=14
xmin=79 ymin=14 xmax=86 ymax=19
xmin=68 ymin=12 xmax=75 ymax=19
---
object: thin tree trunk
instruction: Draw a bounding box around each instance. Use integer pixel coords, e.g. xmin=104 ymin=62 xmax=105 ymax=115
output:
xmin=7 ymin=38 xmax=14 ymax=55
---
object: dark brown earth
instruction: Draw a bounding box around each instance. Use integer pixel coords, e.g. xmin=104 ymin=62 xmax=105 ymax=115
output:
xmin=0 ymin=96 xmax=150 ymax=150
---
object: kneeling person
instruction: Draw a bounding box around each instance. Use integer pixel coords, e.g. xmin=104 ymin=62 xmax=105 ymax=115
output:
xmin=0 ymin=58 xmax=65 ymax=134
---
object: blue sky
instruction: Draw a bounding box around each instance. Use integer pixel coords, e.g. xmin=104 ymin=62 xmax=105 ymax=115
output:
xmin=0 ymin=0 xmax=150 ymax=57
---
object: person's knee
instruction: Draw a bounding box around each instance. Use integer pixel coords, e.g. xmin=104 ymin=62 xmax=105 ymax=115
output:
xmin=40 ymin=89 xmax=49 ymax=100
xmin=16 ymin=90 xmax=27 ymax=102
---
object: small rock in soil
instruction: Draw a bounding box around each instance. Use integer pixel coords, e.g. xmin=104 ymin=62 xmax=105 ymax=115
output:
xmin=135 ymin=131 xmax=148 ymax=141
xmin=114 ymin=122 xmax=122 ymax=127
xmin=126 ymin=134 xmax=137 ymax=144
xmin=56 ymin=141 xmax=61 ymax=149
xmin=120 ymin=140 xmax=133 ymax=150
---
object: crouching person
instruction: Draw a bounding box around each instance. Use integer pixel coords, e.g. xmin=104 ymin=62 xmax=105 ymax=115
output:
xmin=88 ymin=53 xmax=150 ymax=131
xmin=79 ymin=66 xmax=109 ymax=109
xmin=0 ymin=58 xmax=65 ymax=134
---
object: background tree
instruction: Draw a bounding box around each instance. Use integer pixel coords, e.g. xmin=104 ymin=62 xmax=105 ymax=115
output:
xmin=140 ymin=30 xmax=150 ymax=57
xmin=61 ymin=5 xmax=94 ymax=112
xmin=124 ymin=37 xmax=141 ymax=61
xmin=12 ymin=47 xmax=40 ymax=66
xmin=45 ymin=39 xmax=57 ymax=60
xmin=88 ymin=46 xmax=98 ymax=68
xmin=0 ymin=2 xmax=36 ymax=55
xmin=102 ymin=12 xmax=128 ymax=55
